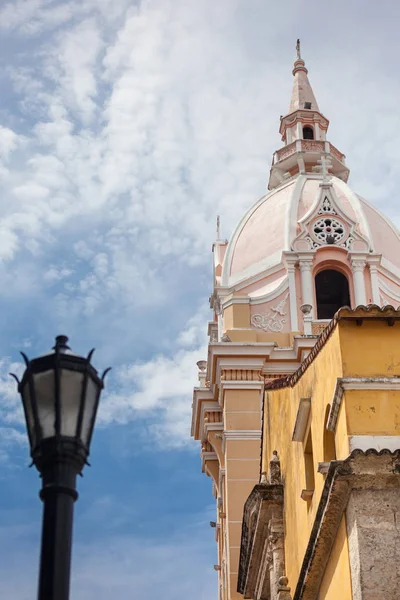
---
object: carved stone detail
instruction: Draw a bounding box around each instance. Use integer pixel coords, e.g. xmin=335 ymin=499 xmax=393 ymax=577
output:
xmin=251 ymin=293 xmax=290 ymax=333
xmin=269 ymin=451 xmax=282 ymax=485
xmin=318 ymin=196 xmax=337 ymax=215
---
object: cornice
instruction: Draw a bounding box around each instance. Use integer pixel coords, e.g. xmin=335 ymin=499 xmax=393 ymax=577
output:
xmin=327 ymin=377 xmax=400 ymax=432
xmin=221 ymin=380 xmax=264 ymax=390
xmin=223 ymin=430 xmax=262 ymax=445
xmin=191 ymin=389 xmax=217 ymax=439
xmin=222 ymin=296 xmax=250 ymax=309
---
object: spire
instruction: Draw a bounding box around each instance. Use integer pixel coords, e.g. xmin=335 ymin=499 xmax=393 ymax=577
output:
xmin=289 ymin=39 xmax=319 ymax=113
xmin=268 ymin=42 xmax=349 ymax=190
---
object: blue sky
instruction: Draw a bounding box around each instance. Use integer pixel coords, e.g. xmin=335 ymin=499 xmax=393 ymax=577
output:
xmin=0 ymin=0 xmax=400 ymax=597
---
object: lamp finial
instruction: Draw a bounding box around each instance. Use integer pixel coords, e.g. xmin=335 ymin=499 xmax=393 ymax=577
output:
xmin=54 ymin=335 xmax=70 ymax=353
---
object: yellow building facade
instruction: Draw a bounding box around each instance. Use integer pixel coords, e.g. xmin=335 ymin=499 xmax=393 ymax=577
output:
xmin=191 ymin=44 xmax=400 ymax=600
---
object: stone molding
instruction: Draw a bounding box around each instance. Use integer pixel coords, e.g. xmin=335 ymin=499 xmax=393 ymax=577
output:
xmin=223 ymin=430 xmax=262 ymax=441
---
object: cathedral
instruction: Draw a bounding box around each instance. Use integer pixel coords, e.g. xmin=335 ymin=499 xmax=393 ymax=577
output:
xmin=191 ymin=43 xmax=400 ymax=600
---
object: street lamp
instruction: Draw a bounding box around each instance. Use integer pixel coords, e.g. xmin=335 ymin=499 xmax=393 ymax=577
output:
xmin=11 ymin=335 xmax=110 ymax=600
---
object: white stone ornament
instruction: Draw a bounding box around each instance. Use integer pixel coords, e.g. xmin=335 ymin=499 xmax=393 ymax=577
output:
xmin=292 ymin=188 xmax=371 ymax=254
xmin=312 ymin=216 xmax=346 ymax=244
xmin=251 ymin=293 xmax=289 ymax=332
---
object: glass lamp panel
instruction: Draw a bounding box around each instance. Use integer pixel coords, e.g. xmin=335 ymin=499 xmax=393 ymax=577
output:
xmin=21 ymin=380 xmax=37 ymax=449
xmin=80 ymin=377 xmax=99 ymax=447
xmin=60 ymin=370 xmax=85 ymax=438
xmin=32 ymin=370 xmax=56 ymax=439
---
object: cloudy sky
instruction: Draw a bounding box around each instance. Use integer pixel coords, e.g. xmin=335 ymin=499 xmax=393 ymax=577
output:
xmin=0 ymin=0 xmax=399 ymax=597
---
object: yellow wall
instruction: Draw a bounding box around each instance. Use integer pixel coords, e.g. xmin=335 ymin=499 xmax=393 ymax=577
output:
xmin=261 ymin=317 xmax=400 ymax=595
xmin=319 ymin=516 xmax=352 ymax=600
xmin=339 ymin=320 xmax=400 ymax=377
xmin=344 ymin=389 xmax=400 ymax=435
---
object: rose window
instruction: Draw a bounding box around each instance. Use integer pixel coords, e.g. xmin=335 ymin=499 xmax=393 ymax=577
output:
xmin=312 ymin=217 xmax=345 ymax=244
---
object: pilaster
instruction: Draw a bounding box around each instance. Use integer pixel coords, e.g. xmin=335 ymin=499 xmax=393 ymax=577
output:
xmin=221 ymin=369 xmax=263 ymax=599
xmin=298 ymin=254 xmax=315 ymax=318
xmin=350 ymin=254 xmax=368 ymax=306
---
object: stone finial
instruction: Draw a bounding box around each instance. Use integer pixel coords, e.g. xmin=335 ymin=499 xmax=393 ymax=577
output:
xmin=197 ymin=360 xmax=207 ymax=386
xmin=269 ymin=450 xmax=281 ymax=484
xmin=300 ymin=304 xmax=313 ymax=335
xmin=277 ymin=575 xmax=292 ymax=600
xmin=260 ymin=471 xmax=268 ymax=484
xmin=300 ymin=303 xmax=312 ymax=315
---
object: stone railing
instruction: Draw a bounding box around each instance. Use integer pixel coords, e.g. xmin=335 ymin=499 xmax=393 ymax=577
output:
xmin=329 ymin=142 xmax=345 ymax=162
xmin=274 ymin=140 xmax=345 ymax=165
xmin=275 ymin=141 xmax=297 ymax=162
xmin=311 ymin=320 xmax=331 ymax=335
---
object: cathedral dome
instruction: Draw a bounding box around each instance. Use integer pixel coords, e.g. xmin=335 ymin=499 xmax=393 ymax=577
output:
xmin=211 ymin=44 xmax=400 ymax=338
xmin=223 ymin=174 xmax=400 ymax=287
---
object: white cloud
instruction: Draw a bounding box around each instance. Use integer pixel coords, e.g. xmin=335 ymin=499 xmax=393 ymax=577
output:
xmin=1 ymin=0 xmax=398 ymax=331
xmin=0 ymin=126 xmax=19 ymax=160
xmin=98 ymin=306 xmax=209 ymax=447
xmin=0 ymin=427 xmax=27 ymax=464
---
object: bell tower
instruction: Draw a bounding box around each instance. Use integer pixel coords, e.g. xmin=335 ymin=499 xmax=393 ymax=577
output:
xmin=269 ymin=40 xmax=349 ymax=189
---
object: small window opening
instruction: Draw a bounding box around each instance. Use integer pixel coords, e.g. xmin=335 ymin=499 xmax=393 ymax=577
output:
xmin=304 ymin=101 xmax=312 ymax=109
xmin=303 ymin=126 xmax=314 ymax=140
xmin=303 ymin=429 xmax=315 ymax=502
xmin=323 ymin=405 xmax=336 ymax=463
xmin=315 ymin=269 xmax=350 ymax=320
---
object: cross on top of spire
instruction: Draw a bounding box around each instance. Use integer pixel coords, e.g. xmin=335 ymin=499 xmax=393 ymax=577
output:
xmin=296 ymin=39 xmax=301 ymax=60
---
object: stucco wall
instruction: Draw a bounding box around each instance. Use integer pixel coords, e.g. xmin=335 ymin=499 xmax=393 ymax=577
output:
xmin=261 ymin=316 xmax=400 ymax=595
xmin=319 ymin=516 xmax=352 ymax=600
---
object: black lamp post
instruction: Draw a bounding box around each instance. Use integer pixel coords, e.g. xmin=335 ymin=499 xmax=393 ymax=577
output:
xmin=11 ymin=335 xmax=110 ymax=600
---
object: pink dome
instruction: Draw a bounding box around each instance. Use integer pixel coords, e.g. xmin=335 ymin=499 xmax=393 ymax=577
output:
xmin=223 ymin=174 xmax=400 ymax=286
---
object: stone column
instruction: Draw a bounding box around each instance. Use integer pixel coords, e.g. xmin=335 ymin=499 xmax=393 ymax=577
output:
xmin=368 ymin=260 xmax=381 ymax=305
xmin=351 ymin=259 xmax=367 ymax=306
xmin=299 ymin=259 xmax=314 ymax=319
xmin=287 ymin=263 xmax=298 ymax=331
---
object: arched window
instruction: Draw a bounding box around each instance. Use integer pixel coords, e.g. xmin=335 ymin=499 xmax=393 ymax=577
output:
xmin=303 ymin=126 xmax=314 ymax=140
xmin=315 ymin=269 xmax=350 ymax=319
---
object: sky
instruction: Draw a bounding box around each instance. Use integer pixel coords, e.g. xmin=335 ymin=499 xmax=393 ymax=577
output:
xmin=0 ymin=0 xmax=400 ymax=597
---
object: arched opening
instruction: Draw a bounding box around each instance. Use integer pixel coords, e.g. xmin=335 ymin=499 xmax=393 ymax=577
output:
xmin=315 ymin=269 xmax=350 ymax=319
xmin=303 ymin=126 xmax=314 ymax=140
